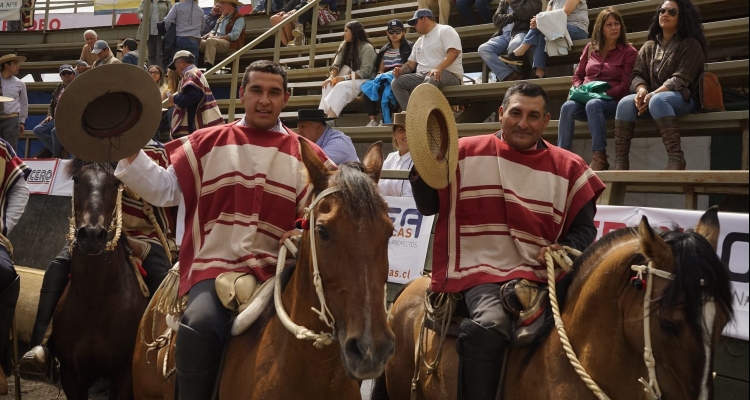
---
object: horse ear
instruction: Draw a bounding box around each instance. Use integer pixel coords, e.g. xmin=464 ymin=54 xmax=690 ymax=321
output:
xmin=299 ymin=136 xmax=332 ymax=194
xmin=362 ymin=141 xmax=384 ymax=183
xmin=638 ymin=215 xmax=673 ymax=266
xmin=695 ymin=206 xmax=720 ymax=251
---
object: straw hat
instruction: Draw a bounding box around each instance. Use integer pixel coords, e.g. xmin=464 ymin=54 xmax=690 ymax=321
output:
xmin=0 ymin=54 xmax=26 ymax=65
xmin=386 ymin=111 xmax=406 ymax=126
xmin=55 ymin=63 xmax=161 ymax=163
xmin=405 ymin=84 xmax=458 ymax=189
xmin=217 ymin=0 xmax=244 ymax=6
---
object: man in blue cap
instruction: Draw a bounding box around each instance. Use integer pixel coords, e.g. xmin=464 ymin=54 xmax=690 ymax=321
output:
xmin=32 ymin=64 xmax=76 ymax=158
xmin=391 ymin=9 xmax=463 ymax=111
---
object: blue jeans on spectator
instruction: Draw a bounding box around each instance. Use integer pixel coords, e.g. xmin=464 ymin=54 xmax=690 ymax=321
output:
xmin=456 ymin=0 xmax=492 ymax=25
xmin=479 ymin=31 xmax=525 ymax=81
xmin=255 ymin=0 xmax=284 ymax=12
xmin=175 ymin=37 xmax=200 ymax=59
xmin=32 ymin=120 xmax=63 ymax=157
xmin=558 ymin=98 xmax=617 ymax=152
xmin=616 ymin=91 xmax=697 ymax=122
xmin=522 ymin=25 xmax=588 ymax=71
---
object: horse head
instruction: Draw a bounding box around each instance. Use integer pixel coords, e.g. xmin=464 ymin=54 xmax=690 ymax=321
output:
xmin=622 ymin=207 xmax=734 ymax=399
xmin=298 ymin=138 xmax=396 ymax=380
xmin=66 ymin=159 xmax=122 ymax=256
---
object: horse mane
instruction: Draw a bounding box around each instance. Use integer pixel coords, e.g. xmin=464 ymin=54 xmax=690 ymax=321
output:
xmin=65 ymin=158 xmax=118 ymax=178
xmin=330 ymin=162 xmax=388 ymax=218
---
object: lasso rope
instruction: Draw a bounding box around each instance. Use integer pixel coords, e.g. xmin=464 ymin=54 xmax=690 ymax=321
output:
xmin=411 ymin=291 xmax=459 ymax=400
xmin=544 ymin=246 xmax=611 ymax=400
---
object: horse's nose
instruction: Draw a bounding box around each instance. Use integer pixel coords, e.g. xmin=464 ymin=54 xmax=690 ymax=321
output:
xmin=77 ymin=225 xmax=108 ymax=244
xmin=343 ymin=333 xmax=395 ymax=372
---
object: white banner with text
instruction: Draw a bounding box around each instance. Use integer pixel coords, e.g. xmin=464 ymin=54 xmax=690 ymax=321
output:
xmin=385 ymin=196 xmax=434 ymax=285
xmin=0 ymin=0 xmax=21 ymax=21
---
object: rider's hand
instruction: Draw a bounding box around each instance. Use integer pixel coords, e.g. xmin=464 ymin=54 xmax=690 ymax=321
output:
xmin=536 ymin=243 xmax=562 ymax=265
xmin=279 ymin=229 xmax=302 ymax=246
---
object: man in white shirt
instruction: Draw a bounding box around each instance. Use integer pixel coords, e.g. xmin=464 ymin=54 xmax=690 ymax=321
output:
xmin=391 ymin=9 xmax=463 ymax=111
xmin=0 ymin=54 xmax=28 ymax=149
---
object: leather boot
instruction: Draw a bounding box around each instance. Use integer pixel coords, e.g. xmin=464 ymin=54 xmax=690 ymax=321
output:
xmin=175 ymin=325 xmax=221 ymax=400
xmin=287 ymin=34 xmax=304 ymax=47
xmin=0 ymin=275 xmax=20 ymax=395
xmin=656 ymin=116 xmax=686 ymax=170
xmin=590 ymin=151 xmax=609 ymax=171
xmin=20 ymin=257 xmax=69 ymax=382
xmin=614 ymin=119 xmax=636 ymax=170
xmin=456 ymin=319 xmax=506 ymax=400
xmin=292 ymin=22 xmax=304 ymax=38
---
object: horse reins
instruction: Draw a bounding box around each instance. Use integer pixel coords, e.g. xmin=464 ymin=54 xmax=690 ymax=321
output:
xmin=545 ymin=247 xmax=678 ymax=400
xmin=274 ymin=186 xmax=340 ymax=349
xmin=66 ymin=183 xmax=125 ymax=254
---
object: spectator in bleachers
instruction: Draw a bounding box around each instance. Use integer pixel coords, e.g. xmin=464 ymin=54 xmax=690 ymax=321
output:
xmin=167 ymin=51 xmax=223 ymax=139
xmin=202 ymin=3 xmax=223 ymax=37
xmin=319 ymin=21 xmax=376 ymax=119
xmin=149 ymin=65 xmax=169 ymax=100
xmin=457 ymin=0 xmax=492 ymax=25
xmin=91 ymin=40 xmax=122 ymax=67
xmin=163 ymin=0 xmax=205 ymax=58
xmin=557 ymin=7 xmax=637 ymax=171
xmin=614 ymin=0 xmax=706 ymax=171
xmin=392 ymin=9 xmax=463 ymax=111
xmin=362 ymin=19 xmax=413 ymax=127
xmin=478 ymin=0 xmax=541 ymax=82
xmin=379 ymin=112 xmax=413 ymax=196
xmin=121 ymin=38 xmax=141 ymax=66
xmin=418 ymin=0 xmax=450 ymax=25
xmin=0 ymin=54 xmax=28 ymax=150
xmin=293 ymin=0 xmax=338 ymax=45
xmin=200 ymin=0 xmax=246 ymax=69
xmin=501 ymin=0 xmax=589 ymax=79
xmin=32 ymin=64 xmax=76 ymax=158
xmin=77 ymin=30 xmax=99 ymax=73
xmin=295 ymin=109 xmax=359 ymax=165
xmin=138 ymin=0 xmax=174 ymax=70
xmin=270 ymin=0 xmax=305 ymax=46
xmin=253 ymin=0 xmax=284 ymax=14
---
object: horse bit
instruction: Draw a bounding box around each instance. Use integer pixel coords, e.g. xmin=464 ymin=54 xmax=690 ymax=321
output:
xmin=275 ymin=186 xmax=340 ymax=349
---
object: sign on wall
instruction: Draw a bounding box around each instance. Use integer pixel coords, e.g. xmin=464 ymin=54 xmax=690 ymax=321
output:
xmin=93 ymin=0 xmax=140 ymax=15
xmin=0 ymin=0 xmax=21 ymax=21
xmin=384 ymin=196 xmax=434 ymax=285
xmin=24 ymin=159 xmax=58 ymax=195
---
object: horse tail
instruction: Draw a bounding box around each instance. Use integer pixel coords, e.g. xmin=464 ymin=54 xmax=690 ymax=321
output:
xmin=370 ymin=373 xmax=390 ymax=400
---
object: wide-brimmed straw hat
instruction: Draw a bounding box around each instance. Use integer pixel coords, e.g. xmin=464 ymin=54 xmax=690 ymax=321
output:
xmin=386 ymin=111 xmax=407 ymax=126
xmin=217 ymin=0 xmax=244 ymax=6
xmin=405 ymin=84 xmax=458 ymax=189
xmin=0 ymin=54 xmax=26 ymax=65
xmin=55 ymin=63 xmax=161 ymax=162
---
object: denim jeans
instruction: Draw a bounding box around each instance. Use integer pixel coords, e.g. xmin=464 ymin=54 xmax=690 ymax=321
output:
xmin=557 ymin=99 xmax=617 ymax=152
xmin=478 ymin=31 xmax=525 ymax=81
xmin=255 ymin=0 xmax=283 ymax=12
xmin=175 ymin=36 xmax=200 ymax=59
xmin=616 ymin=91 xmax=697 ymax=121
xmin=33 ymin=120 xmax=63 ymax=157
xmin=456 ymin=0 xmax=492 ymax=25
xmin=522 ymin=25 xmax=588 ymax=70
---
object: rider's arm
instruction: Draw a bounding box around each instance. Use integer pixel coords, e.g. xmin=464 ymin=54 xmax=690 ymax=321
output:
xmin=5 ymin=177 xmax=29 ymax=234
xmin=408 ymin=166 xmax=439 ymax=216
xmin=115 ymin=151 xmax=182 ymax=208
xmin=557 ymin=199 xmax=597 ymax=251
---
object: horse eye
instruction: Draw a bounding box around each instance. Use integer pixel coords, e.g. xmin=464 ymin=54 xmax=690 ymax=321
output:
xmin=659 ymin=319 xmax=681 ymax=336
xmin=316 ymin=225 xmax=330 ymax=241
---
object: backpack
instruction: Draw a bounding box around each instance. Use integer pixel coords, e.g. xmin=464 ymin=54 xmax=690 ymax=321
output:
xmin=698 ymin=71 xmax=725 ymax=112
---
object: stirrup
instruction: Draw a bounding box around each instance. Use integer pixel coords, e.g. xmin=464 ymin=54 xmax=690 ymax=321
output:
xmin=19 ymin=345 xmax=54 ymax=382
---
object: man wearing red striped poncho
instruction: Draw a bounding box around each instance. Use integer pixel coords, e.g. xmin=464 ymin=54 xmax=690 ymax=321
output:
xmin=410 ymin=82 xmax=606 ymax=400
xmin=115 ymin=60 xmax=332 ymax=400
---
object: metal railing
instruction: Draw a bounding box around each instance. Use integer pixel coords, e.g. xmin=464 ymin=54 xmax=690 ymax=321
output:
xmin=203 ymin=0 xmax=353 ymax=121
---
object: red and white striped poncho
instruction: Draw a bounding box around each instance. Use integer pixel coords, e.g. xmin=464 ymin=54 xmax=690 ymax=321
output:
xmin=430 ymin=134 xmax=605 ymax=293
xmin=165 ymin=123 xmax=331 ymax=297
xmin=0 ymin=139 xmax=30 ymax=237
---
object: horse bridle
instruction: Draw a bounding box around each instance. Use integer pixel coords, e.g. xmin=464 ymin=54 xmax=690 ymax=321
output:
xmin=274 ymin=186 xmax=340 ymax=349
xmin=66 ymin=183 xmax=125 ymax=255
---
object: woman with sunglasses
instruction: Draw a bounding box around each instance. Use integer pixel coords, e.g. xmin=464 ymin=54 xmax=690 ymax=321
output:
xmin=614 ymin=0 xmax=707 ymax=170
xmin=557 ymin=7 xmax=637 ymax=171
xmin=319 ymin=20 xmax=376 ymax=119
xmin=362 ymin=19 xmax=413 ymax=127
xmin=148 ymin=65 xmax=168 ymax=100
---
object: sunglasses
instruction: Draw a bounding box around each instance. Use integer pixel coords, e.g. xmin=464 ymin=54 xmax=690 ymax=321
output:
xmin=387 ymin=29 xmax=403 ymax=35
xmin=657 ymin=7 xmax=678 ymax=16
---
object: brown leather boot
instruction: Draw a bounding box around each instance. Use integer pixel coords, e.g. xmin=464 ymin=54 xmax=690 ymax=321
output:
xmin=656 ymin=116 xmax=686 ymax=170
xmin=590 ymin=151 xmax=609 ymax=171
xmin=614 ymin=119 xmax=636 ymax=170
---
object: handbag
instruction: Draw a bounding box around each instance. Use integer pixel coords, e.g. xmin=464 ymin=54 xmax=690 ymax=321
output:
xmin=698 ymin=71 xmax=725 ymax=112
xmin=318 ymin=6 xmax=337 ymax=26
xmin=569 ymin=81 xmax=613 ymax=104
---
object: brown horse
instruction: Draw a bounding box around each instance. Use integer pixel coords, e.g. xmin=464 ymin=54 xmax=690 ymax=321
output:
xmin=52 ymin=160 xmax=149 ymax=400
xmin=133 ymin=140 xmax=395 ymax=399
xmin=375 ymin=208 xmax=734 ymax=400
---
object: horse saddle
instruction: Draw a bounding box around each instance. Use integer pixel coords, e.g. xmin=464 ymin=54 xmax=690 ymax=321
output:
xmin=424 ymin=279 xmax=549 ymax=348
xmin=214 ymin=272 xmax=276 ymax=336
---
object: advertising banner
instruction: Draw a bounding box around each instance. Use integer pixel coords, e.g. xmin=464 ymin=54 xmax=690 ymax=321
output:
xmin=24 ymin=159 xmax=58 ymax=195
xmin=0 ymin=0 xmax=21 ymax=21
xmin=93 ymin=0 xmax=140 ymax=15
xmin=384 ymin=196 xmax=434 ymax=285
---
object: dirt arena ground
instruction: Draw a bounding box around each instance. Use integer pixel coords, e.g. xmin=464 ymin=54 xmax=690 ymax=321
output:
xmin=5 ymin=378 xmax=108 ymax=399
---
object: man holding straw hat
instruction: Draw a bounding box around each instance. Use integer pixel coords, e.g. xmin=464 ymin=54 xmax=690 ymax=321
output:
xmin=406 ymin=82 xmax=605 ymax=399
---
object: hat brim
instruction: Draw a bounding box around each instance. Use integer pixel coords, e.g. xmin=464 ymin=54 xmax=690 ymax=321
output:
xmin=406 ymin=18 xmax=417 ymax=26
xmin=0 ymin=96 xmax=13 ymax=103
xmin=55 ymin=64 xmax=162 ymax=163
xmin=405 ymin=84 xmax=458 ymax=190
xmin=0 ymin=55 xmax=26 ymax=64
xmin=294 ymin=117 xmax=337 ymax=122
